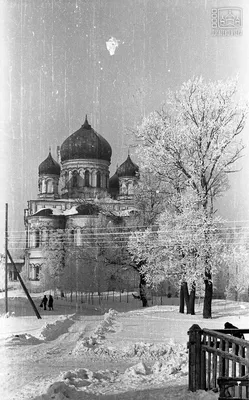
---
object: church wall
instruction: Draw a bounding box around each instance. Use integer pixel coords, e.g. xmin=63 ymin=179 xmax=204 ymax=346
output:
xmin=38 ymin=173 xmax=60 ymax=199
xmin=24 ymin=215 xmax=65 ymax=280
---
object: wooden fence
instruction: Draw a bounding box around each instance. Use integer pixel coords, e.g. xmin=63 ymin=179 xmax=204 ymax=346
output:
xmin=188 ymin=324 xmax=249 ymax=398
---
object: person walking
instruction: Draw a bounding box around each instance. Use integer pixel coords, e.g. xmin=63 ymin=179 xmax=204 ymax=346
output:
xmin=41 ymin=294 xmax=48 ymax=310
xmin=48 ymin=295 xmax=54 ymax=311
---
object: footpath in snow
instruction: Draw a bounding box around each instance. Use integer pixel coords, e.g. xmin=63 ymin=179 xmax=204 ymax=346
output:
xmin=1 ymin=292 xmax=249 ymax=399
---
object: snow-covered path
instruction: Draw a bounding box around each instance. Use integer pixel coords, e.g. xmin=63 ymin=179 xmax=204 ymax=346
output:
xmin=1 ymin=294 xmax=249 ymax=399
xmin=0 ymin=314 xmax=104 ymax=400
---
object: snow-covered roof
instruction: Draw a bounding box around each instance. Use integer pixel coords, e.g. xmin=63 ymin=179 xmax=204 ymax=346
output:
xmin=31 ymin=204 xmax=138 ymax=218
xmin=63 ymin=206 xmax=78 ymax=216
xmin=32 ymin=206 xmax=78 ymax=217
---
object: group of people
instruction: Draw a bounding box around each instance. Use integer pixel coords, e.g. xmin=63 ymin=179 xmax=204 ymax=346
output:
xmin=40 ymin=294 xmax=54 ymax=311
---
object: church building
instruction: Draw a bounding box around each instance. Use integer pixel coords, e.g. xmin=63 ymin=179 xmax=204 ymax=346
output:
xmin=23 ymin=116 xmax=139 ymax=283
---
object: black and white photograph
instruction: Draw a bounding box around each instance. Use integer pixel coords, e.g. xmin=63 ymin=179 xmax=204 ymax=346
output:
xmin=0 ymin=0 xmax=249 ymax=399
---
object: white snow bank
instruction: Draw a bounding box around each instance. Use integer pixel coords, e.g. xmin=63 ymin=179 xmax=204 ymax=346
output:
xmin=33 ymin=360 xmax=218 ymax=400
xmin=92 ymin=308 xmax=117 ymax=337
xmin=73 ymin=309 xmax=188 ymax=364
xmin=79 ymin=339 xmax=189 ymax=364
xmin=73 ymin=309 xmax=117 ymax=353
xmin=5 ymin=333 xmax=42 ymax=345
xmin=39 ymin=314 xmax=75 ymax=341
xmin=4 ymin=315 xmax=75 ymax=345
xmin=0 ymin=311 xmax=15 ymax=318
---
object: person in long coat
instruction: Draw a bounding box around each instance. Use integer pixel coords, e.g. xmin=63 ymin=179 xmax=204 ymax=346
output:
xmin=41 ymin=295 xmax=48 ymax=310
xmin=48 ymin=295 xmax=54 ymax=311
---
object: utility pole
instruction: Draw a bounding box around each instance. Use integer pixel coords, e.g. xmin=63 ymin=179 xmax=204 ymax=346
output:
xmin=4 ymin=204 xmax=41 ymax=319
xmin=5 ymin=203 xmax=8 ymax=314
xmin=7 ymin=251 xmax=41 ymax=319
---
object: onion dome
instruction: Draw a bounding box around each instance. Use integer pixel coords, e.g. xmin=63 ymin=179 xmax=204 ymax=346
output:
xmin=116 ymin=155 xmax=139 ymax=177
xmin=60 ymin=115 xmax=112 ymax=162
xmin=39 ymin=151 xmax=61 ymax=176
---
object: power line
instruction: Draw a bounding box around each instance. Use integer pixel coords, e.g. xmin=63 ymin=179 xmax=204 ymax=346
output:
xmin=7 ymin=228 xmax=249 ymax=243
xmin=6 ymin=219 xmax=249 ymax=234
xmin=7 ymin=224 xmax=249 ymax=238
xmin=7 ymin=237 xmax=249 ymax=251
xmin=6 ymin=229 xmax=249 ymax=241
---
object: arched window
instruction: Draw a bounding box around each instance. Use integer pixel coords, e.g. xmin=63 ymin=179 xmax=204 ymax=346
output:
xmin=35 ymin=265 xmax=40 ymax=280
xmin=128 ymin=182 xmax=134 ymax=195
xmin=78 ymin=171 xmax=83 ymax=187
xmin=91 ymin=171 xmax=96 ymax=187
xmin=41 ymin=179 xmax=46 ymax=193
xmin=121 ymin=182 xmax=127 ymax=195
xmin=64 ymin=171 xmax=68 ymax=185
xmin=96 ymin=171 xmax=101 ymax=188
xmin=85 ymin=170 xmax=90 ymax=187
xmin=35 ymin=230 xmax=40 ymax=248
xmin=41 ymin=229 xmax=48 ymax=244
xmin=76 ymin=228 xmax=81 ymax=246
xmin=68 ymin=229 xmax=74 ymax=243
xmin=47 ymin=180 xmax=53 ymax=193
xmin=72 ymin=171 xmax=78 ymax=187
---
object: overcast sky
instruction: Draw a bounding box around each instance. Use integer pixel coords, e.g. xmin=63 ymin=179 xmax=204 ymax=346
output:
xmin=1 ymin=0 xmax=249 ymax=254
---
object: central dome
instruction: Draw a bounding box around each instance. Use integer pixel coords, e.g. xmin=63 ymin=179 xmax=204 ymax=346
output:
xmin=60 ymin=116 xmax=112 ymax=163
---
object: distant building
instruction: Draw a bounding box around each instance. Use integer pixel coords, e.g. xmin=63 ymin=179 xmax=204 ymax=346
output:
xmin=7 ymin=259 xmax=24 ymax=281
xmin=23 ymin=116 xmax=139 ymax=284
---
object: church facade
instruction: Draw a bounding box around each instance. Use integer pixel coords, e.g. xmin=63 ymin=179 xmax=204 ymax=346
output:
xmin=23 ymin=116 xmax=139 ymax=282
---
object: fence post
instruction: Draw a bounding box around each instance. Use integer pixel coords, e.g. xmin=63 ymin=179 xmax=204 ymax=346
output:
xmin=188 ymin=324 xmax=204 ymax=391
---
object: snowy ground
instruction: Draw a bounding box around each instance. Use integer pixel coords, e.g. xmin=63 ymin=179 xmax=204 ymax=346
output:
xmin=1 ymin=290 xmax=249 ymax=399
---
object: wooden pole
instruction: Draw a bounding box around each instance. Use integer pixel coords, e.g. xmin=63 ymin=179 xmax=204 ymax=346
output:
xmin=5 ymin=203 xmax=8 ymax=314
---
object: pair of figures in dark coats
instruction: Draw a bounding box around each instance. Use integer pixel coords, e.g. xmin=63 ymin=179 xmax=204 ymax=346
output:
xmin=40 ymin=295 xmax=53 ymax=311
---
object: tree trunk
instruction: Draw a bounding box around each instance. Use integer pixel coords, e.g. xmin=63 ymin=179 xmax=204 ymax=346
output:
xmin=203 ymin=275 xmax=213 ymax=319
xmin=179 ymin=282 xmax=185 ymax=313
xmin=183 ymin=281 xmax=190 ymax=313
xmin=189 ymin=282 xmax=196 ymax=315
xmin=139 ymin=274 xmax=148 ymax=307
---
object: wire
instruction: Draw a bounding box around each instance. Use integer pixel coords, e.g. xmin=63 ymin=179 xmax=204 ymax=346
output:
xmin=7 ymin=237 xmax=249 ymax=251
xmin=6 ymin=229 xmax=249 ymax=242
xmin=7 ymin=224 xmax=249 ymax=239
xmin=7 ymin=229 xmax=249 ymax=244
xmin=6 ymin=219 xmax=249 ymax=233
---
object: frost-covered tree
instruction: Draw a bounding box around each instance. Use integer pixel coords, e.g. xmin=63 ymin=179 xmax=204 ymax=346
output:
xmin=62 ymin=246 xmax=108 ymax=299
xmin=134 ymin=76 xmax=248 ymax=318
xmin=128 ymin=190 xmax=223 ymax=315
xmin=92 ymin=224 xmax=138 ymax=292
xmin=133 ymin=167 xmax=170 ymax=226
xmin=126 ymin=169 xmax=171 ymax=306
xmin=223 ymin=242 xmax=249 ymax=302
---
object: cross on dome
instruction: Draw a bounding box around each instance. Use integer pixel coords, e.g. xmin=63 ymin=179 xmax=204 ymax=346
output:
xmin=82 ymin=114 xmax=91 ymax=129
